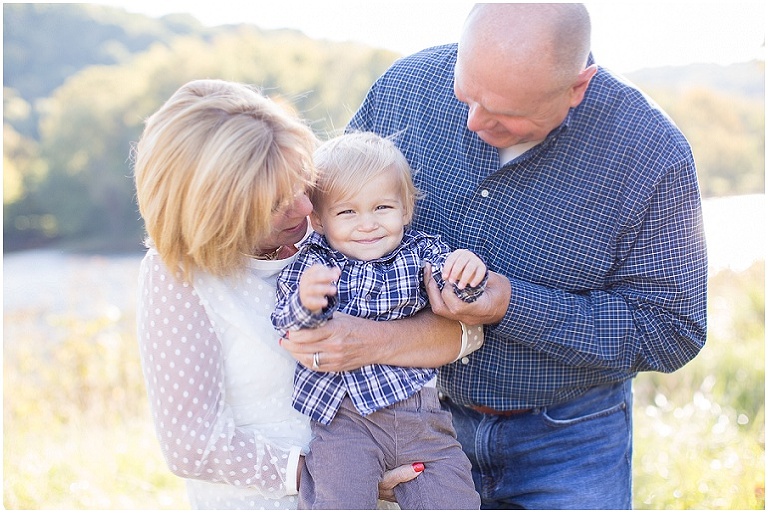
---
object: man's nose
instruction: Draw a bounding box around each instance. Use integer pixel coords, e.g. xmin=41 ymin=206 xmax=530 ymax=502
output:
xmin=466 ymin=103 xmax=494 ymax=132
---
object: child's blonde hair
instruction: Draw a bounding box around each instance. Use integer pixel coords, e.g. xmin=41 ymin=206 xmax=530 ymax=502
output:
xmin=134 ymin=79 xmax=317 ymax=280
xmin=311 ymin=132 xmax=419 ymax=222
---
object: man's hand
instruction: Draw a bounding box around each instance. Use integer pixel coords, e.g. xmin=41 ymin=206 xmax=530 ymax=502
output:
xmin=426 ymin=263 xmax=511 ymax=325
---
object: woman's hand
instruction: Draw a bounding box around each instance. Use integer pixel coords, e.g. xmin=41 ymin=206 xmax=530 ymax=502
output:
xmin=281 ymin=313 xmax=381 ymax=372
xmin=297 ymin=455 xmax=305 ymax=491
xmin=298 ymin=456 xmax=423 ymax=503
xmin=280 ymin=309 xmax=462 ymax=372
xmin=378 ymin=462 xmax=425 ymax=502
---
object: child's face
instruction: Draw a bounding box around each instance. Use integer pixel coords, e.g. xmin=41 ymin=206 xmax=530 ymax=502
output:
xmin=311 ymin=169 xmax=409 ymax=261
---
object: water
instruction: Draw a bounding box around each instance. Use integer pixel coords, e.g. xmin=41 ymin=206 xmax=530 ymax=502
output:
xmin=701 ymin=194 xmax=764 ymax=273
xmin=3 ymin=251 xmax=144 ymax=348
xmin=2 ymin=194 xmax=764 ymax=321
xmin=3 ymin=250 xmax=143 ymax=315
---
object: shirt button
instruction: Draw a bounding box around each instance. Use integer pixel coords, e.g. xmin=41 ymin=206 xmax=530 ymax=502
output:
xmin=461 ymin=357 xmax=470 ymax=364
xmin=480 ymin=189 xmax=490 ymax=198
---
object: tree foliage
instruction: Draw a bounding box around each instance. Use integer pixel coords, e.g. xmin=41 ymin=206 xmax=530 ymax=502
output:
xmin=3 ymin=3 xmax=206 ymax=105
xmin=2 ymin=4 xmax=764 ymax=252
xmin=649 ymin=84 xmax=765 ymax=197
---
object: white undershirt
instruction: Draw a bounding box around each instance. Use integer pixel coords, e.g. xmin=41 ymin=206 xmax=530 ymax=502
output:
xmin=498 ymin=140 xmax=542 ymax=166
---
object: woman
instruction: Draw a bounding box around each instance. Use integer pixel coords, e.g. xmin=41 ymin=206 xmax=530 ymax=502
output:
xmin=134 ymin=79 xmax=476 ymax=509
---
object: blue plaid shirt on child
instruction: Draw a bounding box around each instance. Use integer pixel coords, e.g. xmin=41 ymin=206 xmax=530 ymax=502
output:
xmin=348 ymin=45 xmax=708 ymax=411
xmin=272 ymin=229 xmax=486 ymax=425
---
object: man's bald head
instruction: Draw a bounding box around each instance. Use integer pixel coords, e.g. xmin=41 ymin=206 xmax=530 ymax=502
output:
xmin=460 ymin=3 xmax=591 ymax=91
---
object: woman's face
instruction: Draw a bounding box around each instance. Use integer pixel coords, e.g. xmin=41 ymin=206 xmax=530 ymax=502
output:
xmin=256 ymin=188 xmax=313 ymax=252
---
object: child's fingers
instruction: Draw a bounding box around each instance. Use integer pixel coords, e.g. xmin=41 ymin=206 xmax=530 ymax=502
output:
xmin=444 ymin=250 xmax=486 ymax=289
xmin=299 ymin=281 xmax=335 ymax=309
xmin=441 ymin=250 xmax=468 ymax=279
xmin=299 ymin=265 xmax=341 ymax=310
xmin=302 ymin=264 xmax=341 ymax=286
xmin=464 ymin=264 xmax=487 ymax=287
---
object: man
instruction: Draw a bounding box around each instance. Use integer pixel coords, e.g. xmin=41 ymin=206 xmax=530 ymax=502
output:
xmin=344 ymin=3 xmax=707 ymax=509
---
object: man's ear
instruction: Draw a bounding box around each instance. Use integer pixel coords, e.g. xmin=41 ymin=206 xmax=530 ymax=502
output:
xmin=568 ymin=64 xmax=598 ymax=108
xmin=309 ymin=211 xmax=324 ymax=234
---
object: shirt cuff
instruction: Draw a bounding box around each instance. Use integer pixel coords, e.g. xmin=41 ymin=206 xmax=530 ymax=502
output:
xmin=285 ymin=445 xmax=304 ymax=495
xmin=454 ymin=322 xmax=484 ymax=361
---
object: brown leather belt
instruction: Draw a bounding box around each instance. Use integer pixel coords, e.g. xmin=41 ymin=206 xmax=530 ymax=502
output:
xmin=468 ymin=405 xmax=532 ymax=416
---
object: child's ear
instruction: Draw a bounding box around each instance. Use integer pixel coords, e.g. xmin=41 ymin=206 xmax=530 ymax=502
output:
xmin=309 ymin=211 xmax=325 ymax=234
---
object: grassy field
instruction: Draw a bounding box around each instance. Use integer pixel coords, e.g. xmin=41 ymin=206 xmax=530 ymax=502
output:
xmin=632 ymin=263 xmax=765 ymax=509
xmin=3 ymin=256 xmax=764 ymax=509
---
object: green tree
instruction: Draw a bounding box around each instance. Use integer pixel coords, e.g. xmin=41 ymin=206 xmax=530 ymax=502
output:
xmin=4 ymin=2 xmax=764 ymax=252
xmin=644 ymin=86 xmax=765 ymax=198
xmin=14 ymin=28 xmax=397 ymax=250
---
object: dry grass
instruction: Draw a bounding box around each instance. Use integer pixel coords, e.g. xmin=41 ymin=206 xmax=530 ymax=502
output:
xmin=3 ymin=255 xmax=764 ymax=509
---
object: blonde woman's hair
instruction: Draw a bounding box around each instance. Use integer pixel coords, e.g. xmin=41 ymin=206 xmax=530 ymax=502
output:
xmin=134 ymin=79 xmax=317 ymax=280
xmin=311 ymin=132 xmax=419 ymax=222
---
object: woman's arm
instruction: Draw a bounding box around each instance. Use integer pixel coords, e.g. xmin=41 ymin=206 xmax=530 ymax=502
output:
xmin=282 ymin=309 xmax=460 ymax=372
xmin=280 ymin=264 xmax=493 ymax=373
xmin=137 ymin=251 xmax=303 ymax=497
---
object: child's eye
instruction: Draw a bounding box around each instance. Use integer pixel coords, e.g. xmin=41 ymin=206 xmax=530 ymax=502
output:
xmin=336 ymin=209 xmax=354 ymax=216
xmin=376 ymin=205 xmax=394 ymax=211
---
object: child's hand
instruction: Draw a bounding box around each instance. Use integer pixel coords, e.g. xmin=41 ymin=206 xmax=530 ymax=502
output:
xmin=442 ymin=249 xmax=487 ymax=290
xmin=299 ymin=264 xmax=341 ymax=312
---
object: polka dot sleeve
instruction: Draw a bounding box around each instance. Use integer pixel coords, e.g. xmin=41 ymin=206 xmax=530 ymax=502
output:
xmin=137 ymin=251 xmax=299 ymax=499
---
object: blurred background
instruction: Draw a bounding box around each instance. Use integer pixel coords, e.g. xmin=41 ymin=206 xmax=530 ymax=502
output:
xmin=3 ymin=1 xmax=764 ymax=509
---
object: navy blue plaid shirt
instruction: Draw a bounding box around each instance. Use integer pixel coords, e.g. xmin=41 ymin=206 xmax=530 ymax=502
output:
xmin=348 ymin=44 xmax=708 ymax=411
xmin=272 ymin=229 xmax=486 ymax=424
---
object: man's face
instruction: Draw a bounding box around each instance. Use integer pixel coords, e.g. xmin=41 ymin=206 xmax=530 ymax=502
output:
xmin=453 ymin=57 xmax=575 ymax=148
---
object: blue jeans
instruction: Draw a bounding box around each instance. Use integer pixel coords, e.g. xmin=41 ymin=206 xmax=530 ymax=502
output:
xmin=444 ymin=380 xmax=633 ymax=509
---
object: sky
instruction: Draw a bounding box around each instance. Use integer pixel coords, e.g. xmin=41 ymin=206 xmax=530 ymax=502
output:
xmin=91 ymin=1 xmax=765 ymax=73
